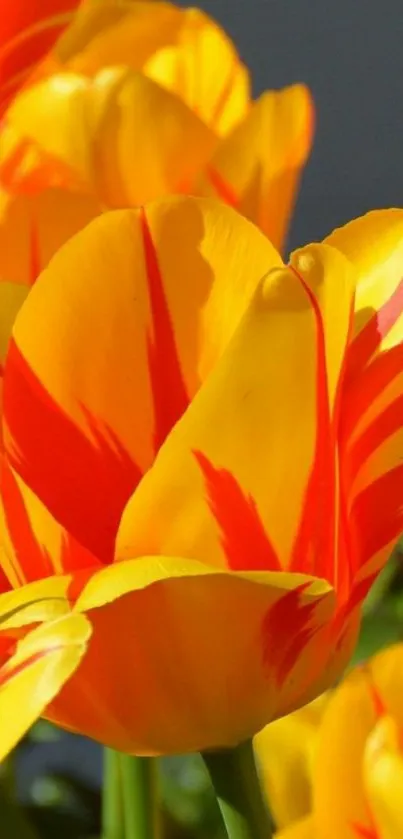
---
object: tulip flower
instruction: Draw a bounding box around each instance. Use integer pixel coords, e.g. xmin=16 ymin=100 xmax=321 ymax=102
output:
xmin=256 ymin=643 xmax=403 ymax=839
xmin=1 ymin=196 xmax=403 ymax=756
xmin=0 ymin=0 xmax=314 ymax=255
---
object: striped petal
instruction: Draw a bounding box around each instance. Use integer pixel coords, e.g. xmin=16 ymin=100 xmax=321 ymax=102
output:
xmin=198 ymin=84 xmax=314 ymax=252
xmin=116 ymin=241 xmax=353 ymax=583
xmin=327 ymin=211 xmax=403 ymax=586
xmin=45 ymin=556 xmax=334 ymax=754
xmin=0 ymin=611 xmax=90 ymax=761
xmin=3 ymin=197 xmax=280 ymax=564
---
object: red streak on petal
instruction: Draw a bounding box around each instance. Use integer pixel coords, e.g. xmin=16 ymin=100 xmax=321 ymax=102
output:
xmin=140 ymin=207 xmax=189 ymax=453
xmin=262 ymin=583 xmax=320 ymax=686
xmin=289 ymin=268 xmax=336 ymax=585
xmin=342 ymin=344 xmax=403 ymax=444
xmin=1 ymin=458 xmax=53 ymax=583
xmin=4 ymin=340 xmax=142 ymax=566
xmin=351 ymin=464 xmax=403 ymax=567
xmin=352 ymin=824 xmax=378 ymax=839
xmin=348 ymin=393 xmax=403 ymax=482
xmin=345 ymin=278 xmax=403 ymax=385
xmin=194 ymin=450 xmax=281 ymax=571
xmin=205 ymin=166 xmax=239 ymax=207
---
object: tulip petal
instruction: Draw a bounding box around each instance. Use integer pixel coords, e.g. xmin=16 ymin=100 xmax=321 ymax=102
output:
xmin=254 ymin=696 xmax=327 ymax=829
xmin=44 ymin=556 xmax=334 ymax=754
xmin=2 ymin=67 xmax=216 ymax=204
xmin=0 ymin=189 xmax=100 ymax=284
xmin=116 ymin=242 xmax=353 ymax=581
xmin=4 ymin=198 xmax=279 ymax=565
xmin=143 ymin=8 xmax=250 ymax=135
xmin=313 ymin=644 xmax=403 ymax=839
xmin=198 ymin=85 xmax=314 ymax=251
xmin=0 ymin=0 xmax=80 ymax=114
xmin=363 ymin=716 xmax=403 ymax=839
xmin=326 ymin=211 xmax=403 ymax=583
xmin=0 ymin=611 xmax=90 ymax=761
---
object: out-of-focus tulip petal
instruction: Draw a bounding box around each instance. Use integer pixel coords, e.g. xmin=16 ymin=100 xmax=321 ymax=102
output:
xmin=58 ymin=2 xmax=250 ymax=134
xmin=275 ymin=816 xmax=316 ymax=839
xmin=3 ymin=197 xmax=280 ymax=564
xmin=143 ymin=8 xmax=250 ymax=135
xmin=363 ymin=716 xmax=403 ymax=839
xmin=44 ymin=556 xmax=334 ymax=754
xmin=116 ymin=242 xmax=353 ymax=579
xmin=0 ymin=611 xmax=90 ymax=761
xmin=313 ymin=644 xmax=403 ymax=838
xmin=255 ymin=696 xmax=327 ymax=829
xmin=0 ymin=0 xmax=80 ymax=114
xmin=198 ymin=85 xmax=314 ymax=252
xmin=327 ymin=211 xmax=403 ymax=588
xmin=0 ymin=189 xmax=100 ymax=284
xmin=1 ymin=68 xmax=217 ymax=204
xmin=57 ymin=0 xmax=183 ymax=72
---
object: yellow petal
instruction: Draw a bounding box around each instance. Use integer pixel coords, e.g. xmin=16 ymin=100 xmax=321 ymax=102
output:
xmin=198 ymin=85 xmax=314 ymax=251
xmin=2 ymin=67 xmax=216 ymax=205
xmin=0 ymin=612 xmax=90 ymax=761
xmin=116 ymin=242 xmax=353 ymax=585
xmin=45 ymin=556 xmax=334 ymax=754
xmin=363 ymin=715 xmax=403 ymax=839
xmin=313 ymin=644 xmax=403 ymax=839
xmin=143 ymin=8 xmax=250 ymax=135
xmin=4 ymin=197 xmax=279 ymax=564
xmin=59 ymin=2 xmax=250 ymax=134
xmin=255 ymin=695 xmax=327 ymax=829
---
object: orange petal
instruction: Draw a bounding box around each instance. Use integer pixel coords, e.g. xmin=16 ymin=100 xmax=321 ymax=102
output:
xmin=0 ymin=611 xmax=90 ymax=761
xmin=46 ymin=556 xmax=334 ymax=754
xmin=199 ymin=84 xmax=314 ymax=251
xmin=4 ymin=197 xmax=280 ymax=565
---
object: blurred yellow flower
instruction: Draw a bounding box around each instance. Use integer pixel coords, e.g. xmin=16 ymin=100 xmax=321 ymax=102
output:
xmin=256 ymin=643 xmax=403 ymax=839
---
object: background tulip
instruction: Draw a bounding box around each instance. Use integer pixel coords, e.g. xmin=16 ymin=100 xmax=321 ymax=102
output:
xmin=1 ymin=196 xmax=403 ymax=757
xmin=0 ymin=0 xmax=314 ymax=264
xmin=256 ymin=643 xmax=403 ymax=839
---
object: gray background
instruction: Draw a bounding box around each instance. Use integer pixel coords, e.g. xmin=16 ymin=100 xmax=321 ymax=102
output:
xmin=181 ymin=0 xmax=403 ymax=250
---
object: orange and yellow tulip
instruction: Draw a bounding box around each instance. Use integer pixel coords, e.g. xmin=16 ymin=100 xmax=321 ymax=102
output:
xmin=1 ymin=196 xmax=403 ymax=756
xmin=0 ymin=0 xmax=313 ymax=259
xmin=257 ymin=643 xmax=403 ymax=839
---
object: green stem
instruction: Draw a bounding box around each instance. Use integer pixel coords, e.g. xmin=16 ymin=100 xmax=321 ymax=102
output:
xmin=102 ymin=749 xmax=125 ymax=839
xmin=202 ymin=740 xmax=273 ymax=839
xmin=120 ymin=755 xmax=158 ymax=839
